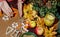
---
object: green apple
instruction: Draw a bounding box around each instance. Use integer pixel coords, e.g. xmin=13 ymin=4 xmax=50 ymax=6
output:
xmin=29 ymin=21 xmax=36 ymax=28
xmin=44 ymin=13 xmax=55 ymax=26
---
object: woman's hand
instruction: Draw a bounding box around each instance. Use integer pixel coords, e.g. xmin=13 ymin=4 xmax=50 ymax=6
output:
xmin=0 ymin=0 xmax=13 ymax=17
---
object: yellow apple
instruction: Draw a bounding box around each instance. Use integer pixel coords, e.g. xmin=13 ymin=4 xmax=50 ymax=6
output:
xmin=29 ymin=21 xmax=36 ymax=28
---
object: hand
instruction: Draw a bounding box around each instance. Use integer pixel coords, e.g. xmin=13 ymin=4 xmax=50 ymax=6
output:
xmin=0 ymin=1 xmax=13 ymax=17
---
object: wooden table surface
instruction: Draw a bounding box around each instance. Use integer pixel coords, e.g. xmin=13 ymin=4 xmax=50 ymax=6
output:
xmin=0 ymin=0 xmax=20 ymax=37
xmin=0 ymin=13 xmax=20 ymax=37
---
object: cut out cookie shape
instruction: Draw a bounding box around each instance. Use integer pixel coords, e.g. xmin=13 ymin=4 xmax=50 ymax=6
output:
xmin=11 ymin=22 xmax=18 ymax=29
xmin=6 ymin=26 xmax=14 ymax=35
xmin=2 ymin=15 xmax=9 ymax=21
xmin=10 ymin=30 xmax=19 ymax=37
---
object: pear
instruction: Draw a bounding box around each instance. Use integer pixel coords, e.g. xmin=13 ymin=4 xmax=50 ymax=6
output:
xmin=44 ymin=13 xmax=55 ymax=26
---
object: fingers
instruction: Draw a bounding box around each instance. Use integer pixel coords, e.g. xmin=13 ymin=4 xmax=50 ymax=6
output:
xmin=0 ymin=1 xmax=13 ymax=17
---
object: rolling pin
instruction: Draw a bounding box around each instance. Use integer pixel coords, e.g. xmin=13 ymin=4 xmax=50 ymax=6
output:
xmin=18 ymin=0 xmax=24 ymax=17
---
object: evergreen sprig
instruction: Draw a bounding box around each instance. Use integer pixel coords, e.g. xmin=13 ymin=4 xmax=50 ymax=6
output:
xmin=32 ymin=0 xmax=60 ymax=20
